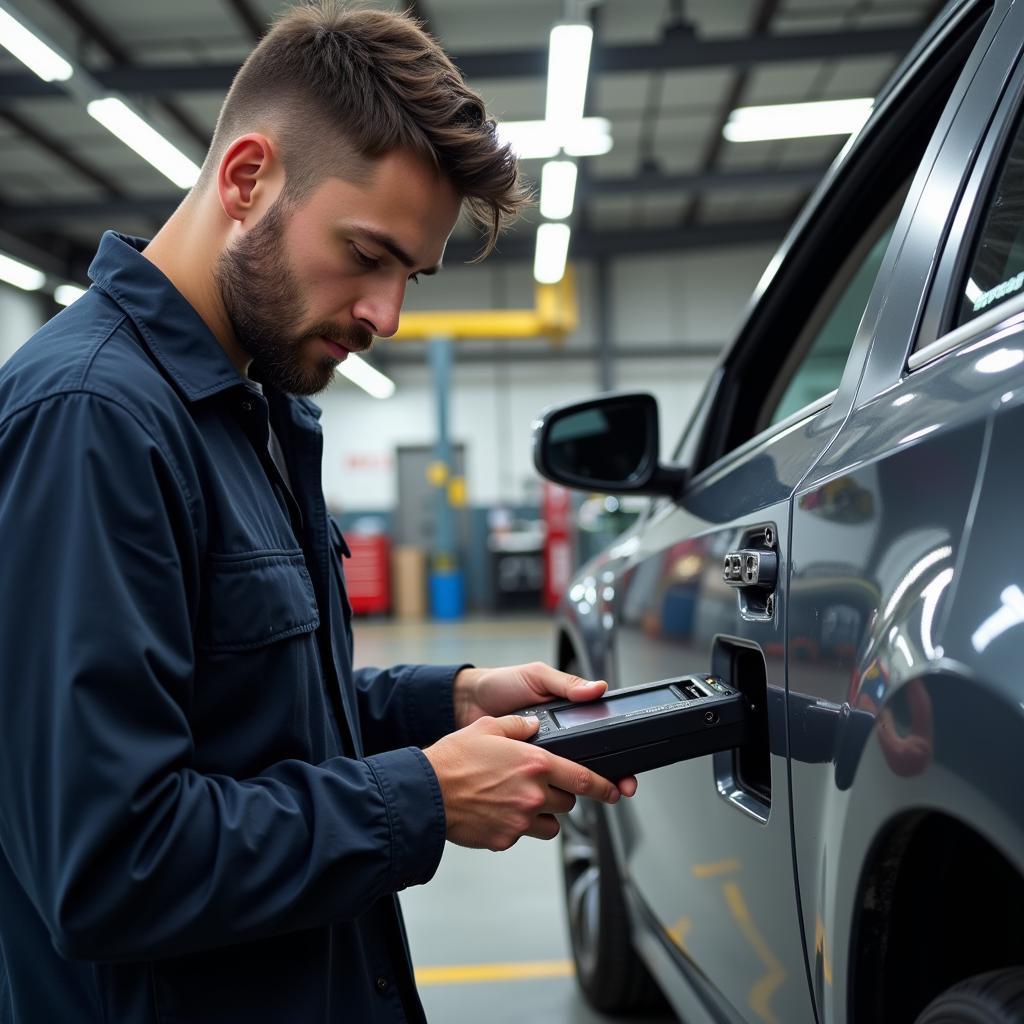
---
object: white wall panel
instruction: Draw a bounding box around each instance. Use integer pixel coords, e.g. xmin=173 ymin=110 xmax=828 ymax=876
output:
xmin=0 ymin=285 xmax=45 ymax=366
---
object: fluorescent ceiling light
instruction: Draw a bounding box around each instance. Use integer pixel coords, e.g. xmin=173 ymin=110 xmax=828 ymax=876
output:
xmin=54 ymin=283 xmax=86 ymax=306
xmin=0 ymin=7 xmax=72 ymax=82
xmin=336 ymin=353 xmax=395 ymax=400
xmin=546 ymin=23 xmax=593 ymax=128
xmin=87 ymin=98 xmax=201 ymax=189
xmin=540 ymin=160 xmax=578 ymax=220
xmin=0 ymin=252 xmax=45 ymax=291
xmin=497 ymin=117 xmax=612 ymax=159
xmin=534 ymin=222 xmax=571 ymax=285
xmin=723 ymin=98 xmax=873 ymax=142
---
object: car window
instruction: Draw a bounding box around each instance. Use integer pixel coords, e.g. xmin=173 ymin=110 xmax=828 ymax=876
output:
xmin=690 ymin=5 xmax=990 ymax=472
xmin=955 ymin=107 xmax=1024 ymax=326
xmin=762 ymin=195 xmax=904 ymax=429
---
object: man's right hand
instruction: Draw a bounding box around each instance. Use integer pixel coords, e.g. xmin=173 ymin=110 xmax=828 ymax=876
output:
xmin=422 ymin=715 xmax=623 ymax=851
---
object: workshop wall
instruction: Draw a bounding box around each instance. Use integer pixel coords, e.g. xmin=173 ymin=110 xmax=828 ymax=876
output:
xmin=0 ymin=286 xmax=45 ymax=365
xmin=321 ymin=242 xmax=775 ymax=511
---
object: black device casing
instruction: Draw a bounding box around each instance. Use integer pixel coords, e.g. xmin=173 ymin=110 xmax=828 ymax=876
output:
xmin=515 ymin=675 xmax=750 ymax=781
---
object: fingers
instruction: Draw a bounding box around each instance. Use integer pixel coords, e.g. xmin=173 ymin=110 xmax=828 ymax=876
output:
xmin=544 ymin=787 xmax=577 ymax=816
xmin=617 ymin=776 xmax=639 ymax=798
xmin=520 ymin=661 xmax=608 ymax=703
xmin=525 ymin=814 xmax=561 ymax=841
xmin=545 ymin=753 xmax=620 ymax=804
xmin=489 ymin=713 xmax=540 ymax=740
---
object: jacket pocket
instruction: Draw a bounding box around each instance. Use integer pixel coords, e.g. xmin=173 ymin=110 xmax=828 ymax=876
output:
xmin=198 ymin=550 xmax=319 ymax=653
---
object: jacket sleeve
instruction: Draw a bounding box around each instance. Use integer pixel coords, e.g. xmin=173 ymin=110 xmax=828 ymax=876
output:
xmin=352 ymin=662 xmax=465 ymax=755
xmin=0 ymin=392 xmax=445 ymax=964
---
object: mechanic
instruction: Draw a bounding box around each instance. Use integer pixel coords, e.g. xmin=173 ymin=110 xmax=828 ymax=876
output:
xmin=0 ymin=5 xmax=637 ymax=1022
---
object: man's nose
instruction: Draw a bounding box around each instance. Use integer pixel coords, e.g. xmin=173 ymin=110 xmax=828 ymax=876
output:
xmin=352 ymin=281 xmax=405 ymax=339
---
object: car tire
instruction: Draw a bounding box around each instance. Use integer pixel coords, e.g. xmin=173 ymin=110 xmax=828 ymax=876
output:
xmin=560 ymin=790 xmax=667 ymax=1014
xmin=914 ymin=968 xmax=1024 ymax=1023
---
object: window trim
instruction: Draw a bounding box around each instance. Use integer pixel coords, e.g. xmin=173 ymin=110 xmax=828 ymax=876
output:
xmin=913 ymin=19 xmax=1024 ymax=356
xmin=908 ymin=287 xmax=1024 ymax=370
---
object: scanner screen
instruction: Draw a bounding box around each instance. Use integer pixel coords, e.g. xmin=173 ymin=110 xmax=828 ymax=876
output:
xmin=552 ymin=687 xmax=680 ymax=729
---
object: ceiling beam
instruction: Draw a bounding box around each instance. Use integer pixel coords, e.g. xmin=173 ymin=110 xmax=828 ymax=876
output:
xmin=379 ymin=343 xmax=725 ymax=365
xmin=0 ymin=108 xmax=126 ymax=196
xmin=222 ymin=0 xmax=264 ymax=41
xmin=0 ymin=25 xmax=922 ymax=99
xmin=38 ymin=0 xmax=210 ymax=148
xmin=683 ymin=0 xmax=781 ymax=226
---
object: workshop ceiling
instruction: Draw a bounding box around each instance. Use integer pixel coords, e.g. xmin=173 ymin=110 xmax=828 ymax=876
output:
xmin=0 ymin=0 xmax=943 ymax=279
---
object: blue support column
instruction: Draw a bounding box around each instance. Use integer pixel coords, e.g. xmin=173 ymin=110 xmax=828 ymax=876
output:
xmin=427 ymin=335 xmax=464 ymax=619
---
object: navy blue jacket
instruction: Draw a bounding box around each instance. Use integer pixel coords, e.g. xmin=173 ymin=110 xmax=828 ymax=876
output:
xmin=0 ymin=232 xmax=460 ymax=1023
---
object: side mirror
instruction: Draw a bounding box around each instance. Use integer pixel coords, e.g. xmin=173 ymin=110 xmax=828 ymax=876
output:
xmin=532 ymin=392 xmax=688 ymax=499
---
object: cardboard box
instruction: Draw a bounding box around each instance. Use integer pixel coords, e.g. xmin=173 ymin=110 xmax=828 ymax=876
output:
xmin=392 ymin=545 xmax=427 ymax=620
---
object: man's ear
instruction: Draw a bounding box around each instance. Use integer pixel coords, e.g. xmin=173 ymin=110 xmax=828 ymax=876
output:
xmin=217 ymin=133 xmax=281 ymax=223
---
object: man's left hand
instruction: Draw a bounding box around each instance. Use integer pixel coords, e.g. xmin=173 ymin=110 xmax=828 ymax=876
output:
xmin=454 ymin=662 xmax=606 ymax=727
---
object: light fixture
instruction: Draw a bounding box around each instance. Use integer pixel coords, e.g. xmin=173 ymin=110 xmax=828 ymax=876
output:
xmin=496 ymin=117 xmax=612 ymax=160
xmin=545 ymin=22 xmax=593 ymax=129
xmin=540 ymin=160 xmax=578 ymax=220
xmin=723 ymin=98 xmax=873 ymax=142
xmin=0 ymin=6 xmax=72 ymax=82
xmin=336 ymin=353 xmax=395 ymax=400
xmin=534 ymin=222 xmax=571 ymax=284
xmin=0 ymin=251 xmax=45 ymax=291
xmin=87 ymin=98 xmax=201 ymax=189
xmin=54 ymin=283 xmax=86 ymax=306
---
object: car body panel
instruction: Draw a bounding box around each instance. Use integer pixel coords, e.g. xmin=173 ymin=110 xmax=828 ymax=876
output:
xmin=606 ymin=412 xmax=833 ymax=1024
xmin=552 ymin=1 xmax=1024 ymax=1021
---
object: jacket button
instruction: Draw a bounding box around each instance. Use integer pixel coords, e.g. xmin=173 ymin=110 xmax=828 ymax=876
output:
xmin=241 ymin=400 xmax=253 ymax=412
xmin=375 ymin=976 xmax=389 ymax=994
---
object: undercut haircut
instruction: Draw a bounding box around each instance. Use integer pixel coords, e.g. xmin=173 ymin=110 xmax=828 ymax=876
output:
xmin=197 ymin=2 xmax=528 ymax=259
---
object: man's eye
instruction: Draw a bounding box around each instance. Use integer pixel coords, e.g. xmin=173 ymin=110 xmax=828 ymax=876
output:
xmin=351 ymin=245 xmax=379 ymax=270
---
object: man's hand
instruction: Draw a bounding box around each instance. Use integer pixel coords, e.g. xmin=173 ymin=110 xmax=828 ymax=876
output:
xmin=452 ymin=661 xmax=639 ymax=800
xmin=423 ymin=714 xmax=624 ymax=851
xmin=454 ymin=661 xmax=607 ymax=727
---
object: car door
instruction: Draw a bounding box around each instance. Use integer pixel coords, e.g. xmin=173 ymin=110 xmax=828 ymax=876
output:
xmin=785 ymin=3 xmax=1024 ymax=1021
xmin=605 ymin=9 xmax=995 ymax=1021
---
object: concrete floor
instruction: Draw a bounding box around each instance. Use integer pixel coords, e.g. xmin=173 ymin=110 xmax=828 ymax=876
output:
xmin=353 ymin=615 xmax=676 ymax=1024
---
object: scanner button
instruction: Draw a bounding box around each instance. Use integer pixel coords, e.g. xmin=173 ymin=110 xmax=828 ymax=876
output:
xmin=539 ymin=726 xmax=551 ymax=735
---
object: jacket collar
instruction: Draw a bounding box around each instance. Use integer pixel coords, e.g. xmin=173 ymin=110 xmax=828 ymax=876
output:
xmin=88 ymin=231 xmax=324 ymax=424
xmin=89 ymin=230 xmax=250 ymax=403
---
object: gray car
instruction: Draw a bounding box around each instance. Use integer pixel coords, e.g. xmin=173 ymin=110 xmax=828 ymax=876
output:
xmin=532 ymin=1 xmax=1024 ymax=1022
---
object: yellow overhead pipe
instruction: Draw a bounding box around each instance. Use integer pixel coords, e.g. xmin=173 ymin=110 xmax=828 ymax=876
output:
xmin=391 ymin=266 xmax=578 ymax=342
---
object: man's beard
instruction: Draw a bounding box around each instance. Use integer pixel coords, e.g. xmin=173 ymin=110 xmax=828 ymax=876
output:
xmin=215 ymin=199 xmax=372 ymax=396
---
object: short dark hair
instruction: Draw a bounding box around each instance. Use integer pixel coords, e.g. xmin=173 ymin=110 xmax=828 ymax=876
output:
xmin=198 ymin=2 xmax=528 ymax=258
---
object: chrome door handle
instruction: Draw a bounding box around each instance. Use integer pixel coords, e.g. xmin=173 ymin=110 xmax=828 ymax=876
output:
xmin=722 ymin=548 xmax=778 ymax=589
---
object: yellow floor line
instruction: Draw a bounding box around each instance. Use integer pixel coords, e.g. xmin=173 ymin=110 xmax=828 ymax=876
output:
xmin=415 ymin=959 xmax=574 ymax=986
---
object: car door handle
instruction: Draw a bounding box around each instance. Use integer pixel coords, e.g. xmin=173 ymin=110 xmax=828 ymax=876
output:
xmin=722 ymin=548 xmax=778 ymax=589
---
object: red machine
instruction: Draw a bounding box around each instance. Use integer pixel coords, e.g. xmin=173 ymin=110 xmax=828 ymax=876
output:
xmin=344 ymin=534 xmax=392 ymax=615
xmin=542 ymin=482 xmax=573 ymax=611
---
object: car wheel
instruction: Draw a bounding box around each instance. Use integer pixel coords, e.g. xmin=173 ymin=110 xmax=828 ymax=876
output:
xmin=914 ymin=968 xmax=1024 ymax=1023
xmin=560 ymin=791 xmax=666 ymax=1014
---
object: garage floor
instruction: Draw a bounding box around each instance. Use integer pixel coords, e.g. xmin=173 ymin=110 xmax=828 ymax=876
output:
xmin=354 ymin=615 xmax=676 ymax=1024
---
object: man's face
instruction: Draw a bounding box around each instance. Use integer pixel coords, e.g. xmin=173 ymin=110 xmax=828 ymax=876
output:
xmin=216 ymin=148 xmax=461 ymax=395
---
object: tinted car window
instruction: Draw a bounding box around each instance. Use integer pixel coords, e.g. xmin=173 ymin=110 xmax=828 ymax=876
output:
xmin=766 ymin=210 xmax=901 ymax=427
xmin=956 ymin=107 xmax=1024 ymax=325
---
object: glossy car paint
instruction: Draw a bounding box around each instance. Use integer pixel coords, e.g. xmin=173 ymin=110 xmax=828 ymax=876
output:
xmin=552 ymin=1 xmax=1024 ymax=1022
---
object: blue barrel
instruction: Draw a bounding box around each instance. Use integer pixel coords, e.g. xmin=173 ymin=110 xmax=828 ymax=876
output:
xmin=429 ymin=569 xmax=465 ymax=620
